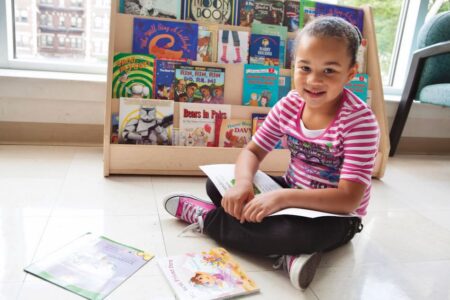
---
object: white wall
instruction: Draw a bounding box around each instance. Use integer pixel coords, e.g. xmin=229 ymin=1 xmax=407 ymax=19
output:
xmin=1 ymin=70 xmax=450 ymax=138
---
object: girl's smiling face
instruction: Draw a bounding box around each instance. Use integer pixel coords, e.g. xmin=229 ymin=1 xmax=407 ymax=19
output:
xmin=294 ymin=34 xmax=357 ymax=112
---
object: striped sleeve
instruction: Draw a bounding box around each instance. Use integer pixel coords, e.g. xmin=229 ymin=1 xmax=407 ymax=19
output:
xmin=252 ymin=99 xmax=285 ymax=152
xmin=340 ymin=108 xmax=380 ymax=186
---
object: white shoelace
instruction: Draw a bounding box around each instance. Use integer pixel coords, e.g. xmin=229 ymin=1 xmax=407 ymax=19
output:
xmin=178 ymin=216 xmax=204 ymax=237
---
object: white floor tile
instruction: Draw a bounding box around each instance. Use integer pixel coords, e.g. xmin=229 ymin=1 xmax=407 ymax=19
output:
xmin=0 ymin=216 xmax=48 ymax=283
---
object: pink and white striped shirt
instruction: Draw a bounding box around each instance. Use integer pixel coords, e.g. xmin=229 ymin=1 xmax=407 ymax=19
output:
xmin=253 ymin=89 xmax=380 ymax=217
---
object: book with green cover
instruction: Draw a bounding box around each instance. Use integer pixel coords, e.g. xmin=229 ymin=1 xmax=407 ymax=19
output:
xmin=24 ymin=233 xmax=153 ymax=300
xmin=112 ymin=53 xmax=155 ymax=99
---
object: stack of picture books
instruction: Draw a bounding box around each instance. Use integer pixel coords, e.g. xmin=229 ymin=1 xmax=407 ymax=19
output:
xmin=112 ymin=1 xmax=370 ymax=147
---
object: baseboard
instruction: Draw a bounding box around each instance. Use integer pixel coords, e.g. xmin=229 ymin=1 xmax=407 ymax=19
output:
xmin=0 ymin=122 xmax=103 ymax=146
xmin=397 ymin=137 xmax=450 ymax=155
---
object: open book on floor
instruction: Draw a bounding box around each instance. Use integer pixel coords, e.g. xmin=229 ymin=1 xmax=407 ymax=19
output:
xmin=199 ymin=164 xmax=352 ymax=218
xmin=24 ymin=232 xmax=153 ymax=300
xmin=158 ymin=247 xmax=259 ymax=300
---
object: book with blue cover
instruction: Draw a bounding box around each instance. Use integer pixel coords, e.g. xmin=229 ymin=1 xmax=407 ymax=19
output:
xmin=237 ymin=0 xmax=256 ymax=26
xmin=249 ymin=34 xmax=281 ymax=66
xmin=251 ymin=23 xmax=287 ymax=67
xmin=314 ymin=2 xmax=364 ymax=33
xmin=242 ymin=64 xmax=279 ymax=107
xmin=154 ymin=59 xmax=187 ymax=100
xmin=132 ymin=18 xmax=198 ymax=61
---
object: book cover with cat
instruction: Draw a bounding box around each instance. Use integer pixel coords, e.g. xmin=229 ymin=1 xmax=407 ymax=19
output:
xmin=181 ymin=0 xmax=238 ymax=25
xmin=121 ymin=0 xmax=180 ymax=19
xmin=119 ymin=98 xmax=174 ymax=145
xmin=242 ymin=64 xmax=279 ymax=107
xmin=173 ymin=65 xmax=225 ymax=103
xmin=112 ymin=53 xmax=155 ymax=99
xmin=154 ymin=59 xmax=187 ymax=100
xmin=217 ymin=29 xmax=250 ymax=64
xmin=132 ymin=18 xmax=198 ymax=61
xmin=249 ymin=34 xmax=280 ymax=66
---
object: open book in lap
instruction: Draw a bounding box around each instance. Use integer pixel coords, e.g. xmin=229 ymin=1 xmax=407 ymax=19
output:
xmin=199 ymin=164 xmax=352 ymax=218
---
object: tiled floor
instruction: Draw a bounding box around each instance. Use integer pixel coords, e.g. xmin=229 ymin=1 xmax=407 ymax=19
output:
xmin=1 ymin=145 xmax=449 ymax=300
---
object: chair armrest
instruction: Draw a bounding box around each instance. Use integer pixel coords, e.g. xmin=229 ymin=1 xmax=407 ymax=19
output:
xmin=412 ymin=41 xmax=450 ymax=60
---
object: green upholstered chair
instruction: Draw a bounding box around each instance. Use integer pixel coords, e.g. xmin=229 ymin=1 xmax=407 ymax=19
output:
xmin=389 ymin=11 xmax=450 ymax=156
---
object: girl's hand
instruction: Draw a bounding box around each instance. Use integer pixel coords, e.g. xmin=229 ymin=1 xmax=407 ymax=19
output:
xmin=240 ymin=191 xmax=282 ymax=223
xmin=221 ymin=181 xmax=255 ymax=220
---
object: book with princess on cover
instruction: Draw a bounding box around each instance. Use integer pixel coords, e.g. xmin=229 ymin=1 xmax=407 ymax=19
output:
xmin=158 ymin=247 xmax=259 ymax=300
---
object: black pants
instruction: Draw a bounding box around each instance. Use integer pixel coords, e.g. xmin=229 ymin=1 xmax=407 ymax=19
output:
xmin=203 ymin=177 xmax=363 ymax=256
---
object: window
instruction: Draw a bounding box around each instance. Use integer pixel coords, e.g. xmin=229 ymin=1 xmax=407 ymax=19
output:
xmin=0 ymin=0 xmax=110 ymax=74
xmin=59 ymin=15 xmax=65 ymax=27
xmin=15 ymin=9 xmax=28 ymax=23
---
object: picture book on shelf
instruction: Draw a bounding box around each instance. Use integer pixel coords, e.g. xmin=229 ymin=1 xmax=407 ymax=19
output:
xmin=200 ymin=164 xmax=352 ymax=218
xmin=251 ymin=0 xmax=285 ymax=26
xmin=181 ymin=0 xmax=238 ymax=25
xmin=251 ymin=113 xmax=284 ymax=149
xmin=120 ymin=0 xmax=180 ymax=19
xmin=285 ymin=38 xmax=295 ymax=69
xmin=197 ymin=25 xmax=217 ymax=62
xmin=249 ymin=34 xmax=281 ymax=66
xmin=216 ymin=119 xmax=252 ymax=148
xmin=251 ymin=23 xmax=287 ymax=67
xmin=217 ymin=29 xmax=250 ymax=64
xmin=242 ymin=64 xmax=279 ymax=107
xmin=284 ymin=0 xmax=300 ymax=32
xmin=299 ymin=0 xmax=316 ymax=28
xmin=112 ymin=53 xmax=155 ymax=99
xmin=24 ymin=232 xmax=153 ymax=300
xmin=119 ymin=98 xmax=174 ymax=145
xmin=237 ymin=0 xmax=256 ymax=26
xmin=173 ymin=65 xmax=225 ymax=103
xmin=179 ymin=102 xmax=231 ymax=147
xmin=251 ymin=113 xmax=267 ymax=136
xmin=158 ymin=247 xmax=259 ymax=300
xmin=314 ymin=2 xmax=364 ymax=33
xmin=278 ymin=75 xmax=292 ymax=99
xmin=357 ymin=38 xmax=368 ymax=73
xmin=154 ymin=59 xmax=186 ymax=100
xmin=345 ymin=73 xmax=369 ymax=103
xmin=132 ymin=18 xmax=198 ymax=61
